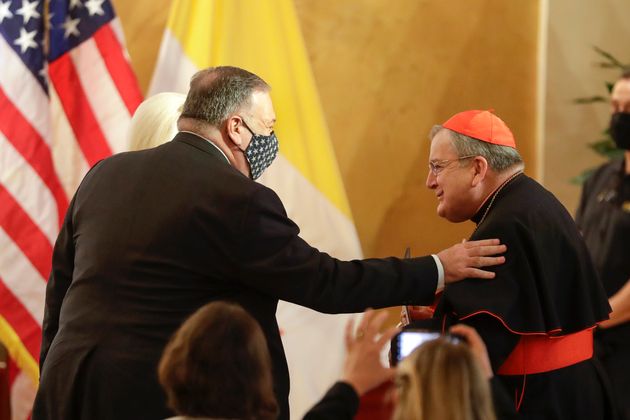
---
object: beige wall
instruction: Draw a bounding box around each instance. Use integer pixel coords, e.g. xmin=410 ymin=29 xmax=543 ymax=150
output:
xmin=544 ymin=0 xmax=630 ymax=214
xmin=114 ymin=0 xmax=539 ymax=259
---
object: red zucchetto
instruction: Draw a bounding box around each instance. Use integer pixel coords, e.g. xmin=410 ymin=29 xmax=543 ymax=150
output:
xmin=442 ymin=109 xmax=517 ymax=148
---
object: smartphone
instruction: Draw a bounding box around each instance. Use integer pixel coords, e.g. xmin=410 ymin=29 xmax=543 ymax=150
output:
xmin=390 ymin=329 xmax=461 ymax=365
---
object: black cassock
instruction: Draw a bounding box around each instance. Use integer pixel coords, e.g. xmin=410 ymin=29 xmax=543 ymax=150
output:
xmin=576 ymin=158 xmax=630 ymax=420
xmin=427 ymin=174 xmax=613 ymax=420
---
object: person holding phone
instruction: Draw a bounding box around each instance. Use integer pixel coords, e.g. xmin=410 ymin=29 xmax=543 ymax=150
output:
xmin=393 ymin=324 xmax=496 ymax=420
xmin=306 ymin=314 xmax=498 ymax=420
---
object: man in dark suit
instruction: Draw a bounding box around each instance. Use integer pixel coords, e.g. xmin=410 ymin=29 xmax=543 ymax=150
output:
xmin=33 ymin=66 xmax=506 ymax=420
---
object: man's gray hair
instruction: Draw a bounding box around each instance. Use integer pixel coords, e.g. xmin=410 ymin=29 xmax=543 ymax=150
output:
xmin=179 ymin=66 xmax=270 ymax=127
xmin=430 ymin=125 xmax=524 ymax=172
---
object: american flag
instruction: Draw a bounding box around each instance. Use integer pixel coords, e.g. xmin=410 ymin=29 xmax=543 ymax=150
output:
xmin=0 ymin=0 xmax=141 ymax=416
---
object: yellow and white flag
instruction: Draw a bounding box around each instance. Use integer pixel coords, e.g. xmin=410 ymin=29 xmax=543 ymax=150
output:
xmin=149 ymin=1 xmax=363 ymax=417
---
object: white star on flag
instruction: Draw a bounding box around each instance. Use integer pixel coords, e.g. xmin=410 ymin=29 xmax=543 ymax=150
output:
xmin=15 ymin=0 xmax=40 ymax=25
xmin=85 ymin=0 xmax=104 ymax=16
xmin=38 ymin=61 xmax=48 ymax=81
xmin=62 ymin=15 xmax=80 ymax=38
xmin=0 ymin=0 xmax=13 ymax=24
xmin=14 ymin=26 xmax=37 ymax=53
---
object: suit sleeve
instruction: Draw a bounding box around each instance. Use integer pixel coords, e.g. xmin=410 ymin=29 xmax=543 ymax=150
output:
xmin=302 ymin=382 xmax=359 ymax=420
xmin=39 ymin=196 xmax=76 ymax=369
xmin=236 ymin=186 xmax=439 ymax=313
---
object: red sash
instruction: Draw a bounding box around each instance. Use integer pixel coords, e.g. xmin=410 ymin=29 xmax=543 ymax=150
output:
xmin=498 ymin=328 xmax=593 ymax=375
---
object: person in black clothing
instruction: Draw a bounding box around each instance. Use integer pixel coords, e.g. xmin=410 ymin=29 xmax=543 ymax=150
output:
xmin=421 ymin=110 xmax=612 ymax=419
xmin=576 ymin=70 xmax=630 ymax=420
xmin=33 ymin=67 xmax=507 ymax=420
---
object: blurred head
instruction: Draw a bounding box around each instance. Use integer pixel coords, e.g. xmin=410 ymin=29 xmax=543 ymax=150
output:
xmin=393 ymin=338 xmax=496 ymax=420
xmin=127 ymin=92 xmax=186 ymax=151
xmin=611 ymin=69 xmax=630 ymax=114
xmin=158 ymin=301 xmax=278 ymax=420
xmin=426 ymin=111 xmax=523 ymax=222
xmin=609 ymin=70 xmax=630 ymax=150
xmin=178 ymin=66 xmax=278 ymax=179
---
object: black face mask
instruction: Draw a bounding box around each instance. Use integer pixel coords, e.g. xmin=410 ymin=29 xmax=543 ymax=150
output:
xmin=610 ymin=112 xmax=630 ymax=150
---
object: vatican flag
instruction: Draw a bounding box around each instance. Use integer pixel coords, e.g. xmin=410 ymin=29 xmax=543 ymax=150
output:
xmin=149 ymin=1 xmax=363 ymax=418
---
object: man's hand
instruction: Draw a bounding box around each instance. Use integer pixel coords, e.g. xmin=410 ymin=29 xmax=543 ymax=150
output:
xmin=437 ymin=239 xmax=506 ymax=284
xmin=341 ymin=310 xmax=400 ymax=396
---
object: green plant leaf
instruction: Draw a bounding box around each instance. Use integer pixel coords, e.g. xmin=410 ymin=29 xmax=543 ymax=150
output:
xmin=593 ymin=46 xmax=626 ymax=69
xmin=573 ymin=96 xmax=607 ymax=104
xmin=571 ymin=168 xmax=597 ymax=185
xmin=597 ymin=62 xmax=622 ymax=68
xmin=588 ymin=139 xmax=615 ymax=154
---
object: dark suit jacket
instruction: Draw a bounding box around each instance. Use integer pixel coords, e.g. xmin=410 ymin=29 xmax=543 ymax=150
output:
xmin=33 ymin=132 xmax=438 ymax=420
xmin=303 ymin=382 xmax=359 ymax=420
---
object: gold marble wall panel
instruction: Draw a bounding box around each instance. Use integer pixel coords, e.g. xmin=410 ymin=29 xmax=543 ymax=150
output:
xmin=112 ymin=0 xmax=172 ymax=93
xmin=296 ymin=0 xmax=539 ymax=257
xmin=113 ymin=0 xmax=539 ymax=258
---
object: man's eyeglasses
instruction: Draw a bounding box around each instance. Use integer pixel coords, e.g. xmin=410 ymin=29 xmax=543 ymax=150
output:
xmin=428 ymin=155 xmax=476 ymax=176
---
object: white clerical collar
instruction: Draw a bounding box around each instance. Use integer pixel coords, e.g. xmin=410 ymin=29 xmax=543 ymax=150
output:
xmin=180 ymin=130 xmax=230 ymax=164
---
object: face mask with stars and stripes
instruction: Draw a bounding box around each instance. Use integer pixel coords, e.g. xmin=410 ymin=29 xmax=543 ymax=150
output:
xmin=241 ymin=121 xmax=279 ymax=180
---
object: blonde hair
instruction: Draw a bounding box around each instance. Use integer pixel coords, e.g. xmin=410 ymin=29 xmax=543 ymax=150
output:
xmin=393 ymin=338 xmax=496 ymax=420
xmin=127 ymin=92 xmax=186 ymax=151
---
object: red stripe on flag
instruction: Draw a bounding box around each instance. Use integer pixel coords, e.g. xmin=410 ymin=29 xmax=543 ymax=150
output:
xmin=93 ymin=24 xmax=143 ymax=115
xmin=0 ymin=279 xmax=41 ymax=360
xmin=0 ymin=88 xmax=69 ymax=227
xmin=0 ymin=185 xmax=53 ymax=280
xmin=49 ymin=54 xmax=113 ymax=167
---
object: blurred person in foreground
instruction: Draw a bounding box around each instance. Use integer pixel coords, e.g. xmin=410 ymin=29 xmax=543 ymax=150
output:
xmin=158 ymin=301 xmax=279 ymax=420
xmin=576 ymin=69 xmax=630 ymax=420
xmin=159 ymin=303 xmax=401 ymax=420
xmin=33 ymin=67 xmax=507 ymax=420
xmin=414 ymin=109 xmax=613 ymax=419
xmin=159 ymin=301 xmax=496 ymax=420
